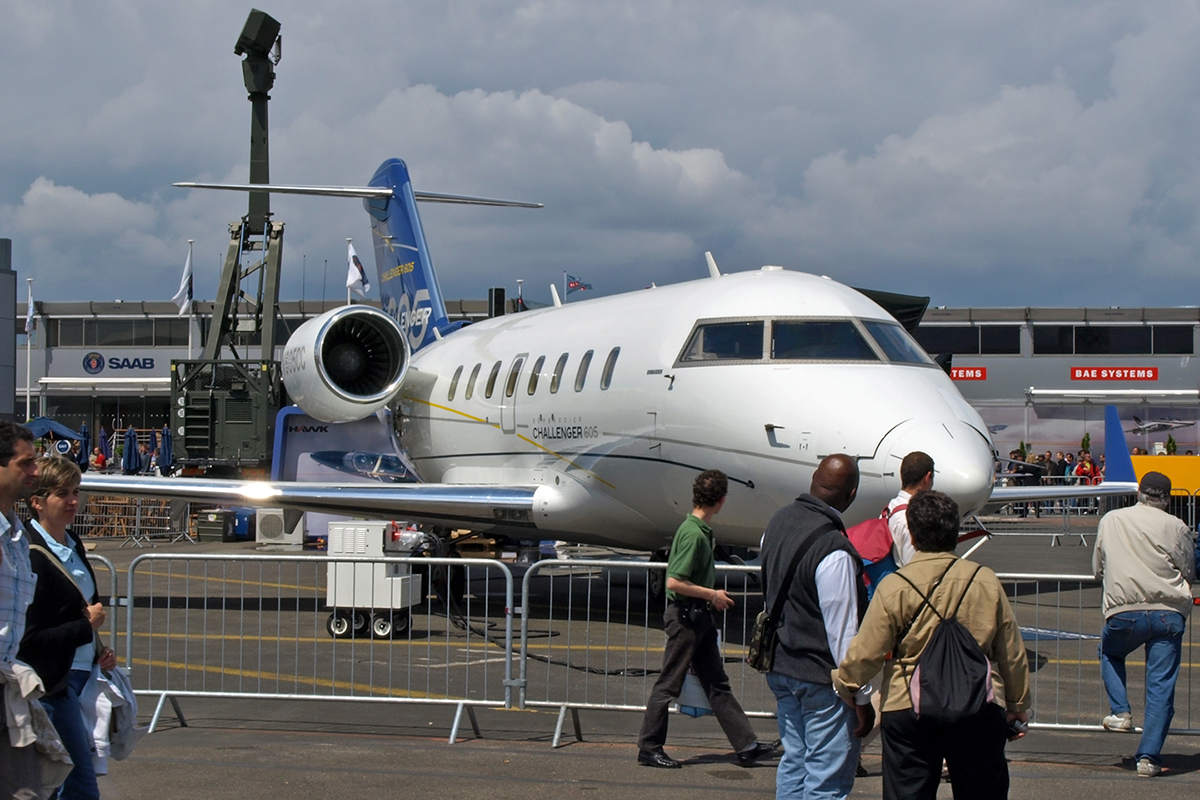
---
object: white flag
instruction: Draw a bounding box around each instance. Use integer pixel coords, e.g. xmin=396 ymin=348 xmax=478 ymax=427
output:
xmin=346 ymin=242 xmax=370 ymax=299
xmin=172 ymin=249 xmax=193 ymax=316
xmin=24 ymin=283 xmax=33 ymax=336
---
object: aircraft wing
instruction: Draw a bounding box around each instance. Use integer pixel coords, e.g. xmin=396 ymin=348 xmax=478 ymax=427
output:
xmin=79 ymin=475 xmax=538 ymax=530
xmin=986 ymin=481 xmax=1138 ymax=503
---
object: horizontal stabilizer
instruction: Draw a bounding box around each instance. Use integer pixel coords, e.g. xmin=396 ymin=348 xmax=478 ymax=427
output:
xmin=173 ymin=182 xmax=542 ymax=207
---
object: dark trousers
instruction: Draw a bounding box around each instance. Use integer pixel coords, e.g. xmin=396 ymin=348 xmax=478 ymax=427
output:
xmin=637 ymin=602 xmax=757 ymax=753
xmin=881 ymin=704 xmax=1010 ymax=800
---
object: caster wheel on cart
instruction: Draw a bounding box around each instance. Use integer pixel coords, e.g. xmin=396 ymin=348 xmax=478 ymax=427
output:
xmin=327 ymin=611 xmax=353 ymax=639
xmin=371 ymin=610 xmax=412 ymax=638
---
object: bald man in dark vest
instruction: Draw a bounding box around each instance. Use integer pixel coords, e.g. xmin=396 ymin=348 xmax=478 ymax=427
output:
xmin=760 ymin=454 xmax=874 ymax=799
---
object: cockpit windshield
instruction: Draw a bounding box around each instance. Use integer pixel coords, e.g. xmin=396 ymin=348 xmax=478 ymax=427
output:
xmin=772 ymin=320 xmax=878 ymax=361
xmin=680 ymin=321 xmax=764 ymax=362
xmin=675 ymin=317 xmax=935 ymax=367
xmin=862 ymin=320 xmax=934 ymax=365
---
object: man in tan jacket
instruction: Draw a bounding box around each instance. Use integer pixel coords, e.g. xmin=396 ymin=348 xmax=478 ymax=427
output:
xmin=1093 ymin=470 xmax=1194 ymax=778
xmin=834 ymin=491 xmax=1030 ymax=800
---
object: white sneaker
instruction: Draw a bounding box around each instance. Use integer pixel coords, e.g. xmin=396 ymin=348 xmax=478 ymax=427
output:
xmin=1137 ymin=757 xmax=1162 ymax=777
xmin=1103 ymin=712 xmax=1133 ymax=732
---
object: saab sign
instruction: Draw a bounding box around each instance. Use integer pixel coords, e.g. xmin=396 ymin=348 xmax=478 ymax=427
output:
xmin=1071 ymin=367 xmax=1158 ymax=381
xmin=81 ymin=352 xmax=156 ymax=374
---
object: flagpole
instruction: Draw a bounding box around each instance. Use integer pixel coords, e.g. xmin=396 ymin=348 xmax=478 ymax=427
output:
xmin=25 ymin=278 xmax=32 ymax=420
xmin=346 ymin=238 xmax=353 ymax=305
xmin=186 ymin=240 xmax=195 ymax=359
xmin=563 ymin=271 xmax=567 ymax=303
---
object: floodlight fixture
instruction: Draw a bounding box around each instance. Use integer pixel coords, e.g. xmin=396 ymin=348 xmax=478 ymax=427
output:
xmin=235 ymin=9 xmax=281 ymax=58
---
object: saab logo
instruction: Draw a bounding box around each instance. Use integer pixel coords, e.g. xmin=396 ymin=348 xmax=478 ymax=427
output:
xmin=287 ymin=425 xmax=329 ymax=433
xmin=82 ymin=352 xmax=105 ymax=374
xmin=107 ymin=357 xmax=154 ymax=370
xmin=1071 ymin=367 xmax=1159 ymax=381
xmin=951 ymin=367 xmax=987 ymax=380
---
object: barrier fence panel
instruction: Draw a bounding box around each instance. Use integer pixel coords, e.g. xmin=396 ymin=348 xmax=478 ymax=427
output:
xmin=124 ymin=553 xmax=514 ymax=741
xmin=87 ymin=553 xmax=119 ymax=645
xmin=517 ymin=559 xmax=771 ymax=743
xmin=994 ymin=572 xmax=1200 ymax=735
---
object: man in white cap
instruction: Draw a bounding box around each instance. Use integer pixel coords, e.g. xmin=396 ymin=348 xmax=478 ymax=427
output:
xmin=1093 ymin=471 xmax=1195 ymax=777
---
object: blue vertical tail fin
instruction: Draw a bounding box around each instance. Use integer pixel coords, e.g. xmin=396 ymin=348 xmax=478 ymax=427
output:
xmin=1104 ymin=405 xmax=1137 ymax=483
xmin=365 ymin=159 xmax=455 ymax=353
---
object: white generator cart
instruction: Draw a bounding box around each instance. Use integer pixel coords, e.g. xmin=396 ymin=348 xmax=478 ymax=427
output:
xmin=326 ymin=520 xmax=423 ymax=639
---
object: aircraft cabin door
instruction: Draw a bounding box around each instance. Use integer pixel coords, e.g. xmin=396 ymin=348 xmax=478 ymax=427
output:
xmin=500 ymin=354 xmax=527 ymax=434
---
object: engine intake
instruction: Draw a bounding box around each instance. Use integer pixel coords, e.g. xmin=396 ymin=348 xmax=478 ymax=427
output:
xmin=282 ymin=306 xmax=409 ymax=423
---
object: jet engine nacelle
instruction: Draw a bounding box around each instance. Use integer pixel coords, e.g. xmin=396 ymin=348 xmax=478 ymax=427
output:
xmin=281 ymin=305 xmax=410 ymax=423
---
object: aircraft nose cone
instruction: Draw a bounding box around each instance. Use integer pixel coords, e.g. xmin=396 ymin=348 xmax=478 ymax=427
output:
xmin=888 ymin=421 xmax=995 ymax=518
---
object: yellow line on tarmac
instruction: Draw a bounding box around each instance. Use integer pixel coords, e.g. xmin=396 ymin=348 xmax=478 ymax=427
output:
xmin=139 ymin=570 xmax=321 ymax=592
xmin=130 ymin=657 xmax=448 ymax=699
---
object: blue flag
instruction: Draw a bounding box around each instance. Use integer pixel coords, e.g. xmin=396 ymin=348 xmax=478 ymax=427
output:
xmin=566 ymin=274 xmax=592 ymax=294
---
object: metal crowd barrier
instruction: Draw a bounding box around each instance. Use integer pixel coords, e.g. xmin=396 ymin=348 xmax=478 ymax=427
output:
xmin=122 ymin=553 xmax=514 ymax=742
xmin=996 ymin=572 xmax=1200 ymax=736
xmin=87 ymin=553 xmax=119 ymax=645
xmin=110 ymin=551 xmax=1200 ymax=746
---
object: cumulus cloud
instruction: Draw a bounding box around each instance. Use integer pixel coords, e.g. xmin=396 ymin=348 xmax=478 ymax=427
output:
xmin=1 ymin=1 xmax=1200 ymax=308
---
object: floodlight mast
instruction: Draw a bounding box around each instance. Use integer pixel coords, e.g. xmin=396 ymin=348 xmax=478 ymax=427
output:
xmin=177 ymin=9 xmax=286 ymax=476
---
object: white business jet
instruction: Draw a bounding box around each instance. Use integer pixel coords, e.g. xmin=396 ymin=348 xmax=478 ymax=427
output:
xmin=81 ymin=159 xmax=1132 ymax=551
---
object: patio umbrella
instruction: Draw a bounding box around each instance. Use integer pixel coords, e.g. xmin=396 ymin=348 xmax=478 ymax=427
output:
xmin=148 ymin=428 xmax=159 ymax=473
xmin=149 ymin=427 xmax=158 ymax=456
xmin=121 ymin=425 xmax=141 ymax=475
xmin=76 ymin=423 xmax=91 ymax=470
xmin=99 ymin=427 xmax=111 ymax=461
xmin=25 ymin=417 xmax=81 ymax=440
xmin=159 ymin=425 xmax=173 ymax=474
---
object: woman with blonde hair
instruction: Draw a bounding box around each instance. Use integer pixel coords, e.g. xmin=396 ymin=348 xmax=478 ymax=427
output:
xmin=18 ymin=456 xmax=116 ymax=800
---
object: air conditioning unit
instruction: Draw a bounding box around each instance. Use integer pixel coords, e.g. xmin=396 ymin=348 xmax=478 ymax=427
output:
xmin=256 ymin=508 xmax=302 ymax=546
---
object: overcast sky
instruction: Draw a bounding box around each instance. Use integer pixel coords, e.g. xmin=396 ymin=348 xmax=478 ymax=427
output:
xmin=3 ymin=1 xmax=1199 ymax=309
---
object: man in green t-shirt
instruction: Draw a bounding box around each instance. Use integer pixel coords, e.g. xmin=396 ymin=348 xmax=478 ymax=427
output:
xmin=636 ymin=469 xmax=776 ymax=769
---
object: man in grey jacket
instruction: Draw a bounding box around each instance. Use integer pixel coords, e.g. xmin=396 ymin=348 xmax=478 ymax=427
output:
xmin=1093 ymin=471 xmax=1195 ymax=777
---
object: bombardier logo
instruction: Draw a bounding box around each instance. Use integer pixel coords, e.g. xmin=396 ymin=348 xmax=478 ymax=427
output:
xmin=287 ymin=425 xmax=329 ymax=433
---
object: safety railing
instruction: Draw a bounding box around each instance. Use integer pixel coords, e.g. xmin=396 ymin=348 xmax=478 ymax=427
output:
xmin=995 ymin=571 xmax=1200 ymax=735
xmin=87 ymin=553 xmax=119 ymax=645
xmin=123 ymin=553 xmax=514 ymax=741
xmin=108 ymin=551 xmax=1200 ymax=745
xmin=516 ymin=558 xmax=769 ymax=745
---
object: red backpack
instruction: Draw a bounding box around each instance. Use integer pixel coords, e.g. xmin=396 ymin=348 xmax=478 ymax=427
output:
xmin=846 ymin=504 xmax=905 ymax=564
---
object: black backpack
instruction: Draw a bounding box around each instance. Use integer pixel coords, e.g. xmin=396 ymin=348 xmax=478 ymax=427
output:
xmin=894 ymin=559 xmax=994 ymax=723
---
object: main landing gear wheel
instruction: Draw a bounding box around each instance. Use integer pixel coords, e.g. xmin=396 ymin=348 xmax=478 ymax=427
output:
xmin=647 ymin=549 xmax=669 ymax=607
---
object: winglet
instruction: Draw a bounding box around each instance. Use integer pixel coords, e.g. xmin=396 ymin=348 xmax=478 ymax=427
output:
xmin=550 ymin=284 xmax=563 ymax=307
xmin=705 ymin=251 xmax=721 ymax=279
xmin=1104 ymin=404 xmax=1137 ymax=483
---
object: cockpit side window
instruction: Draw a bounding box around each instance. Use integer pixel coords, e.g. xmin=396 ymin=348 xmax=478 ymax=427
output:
xmin=771 ymin=321 xmax=879 ymax=361
xmin=550 ymin=353 xmax=569 ymax=394
xmin=575 ymin=350 xmax=594 ymax=392
xmin=600 ymin=347 xmax=620 ymax=390
xmin=484 ymin=360 xmax=502 ymax=399
xmin=863 ymin=320 xmax=935 ymax=365
xmin=448 ymin=365 xmax=463 ymax=401
xmin=679 ymin=321 xmax=764 ymax=363
xmin=464 ymin=363 xmax=481 ymax=400
xmin=527 ymin=356 xmax=545 ymax=395
xmin=505 ymin=357 xmax=526 ymax=398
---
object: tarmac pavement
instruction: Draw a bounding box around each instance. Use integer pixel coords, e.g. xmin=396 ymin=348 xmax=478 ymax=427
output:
xmin=86 ymin=524 xmax=1200 ymax=799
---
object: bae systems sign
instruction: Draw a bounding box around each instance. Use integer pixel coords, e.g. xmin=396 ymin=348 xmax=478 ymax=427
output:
xmin=81 ymin=352 xmax=156 ymax=375
xmin=1070 ymin=367 xmax=1159 ymax=381
xmin=951 ymin=367 xmax=987 ymax=381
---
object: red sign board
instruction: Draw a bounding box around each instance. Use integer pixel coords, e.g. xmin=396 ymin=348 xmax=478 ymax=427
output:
xmin=1070 ymin=367 xmax=1159 ymax=381
xmin=951 ymin=367 xmax=987 ymax=381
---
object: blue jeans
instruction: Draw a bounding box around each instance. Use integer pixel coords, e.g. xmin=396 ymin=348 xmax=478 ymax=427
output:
xmin=1099 ymin=610 xmax=1185 ymax=763
xmin=40 ymin=669 xmax=100 ymax=800
xmin=767 ymin=673 xmax=859 ymax=800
